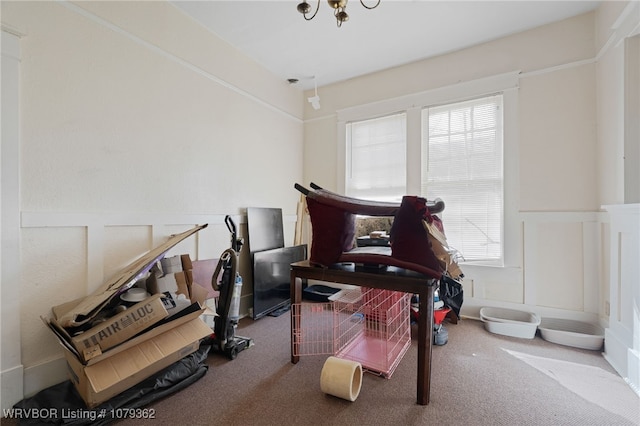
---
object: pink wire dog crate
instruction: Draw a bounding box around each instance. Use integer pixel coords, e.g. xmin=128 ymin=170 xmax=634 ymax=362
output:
xmin=292 ymin=287 xmax=412 ymax=378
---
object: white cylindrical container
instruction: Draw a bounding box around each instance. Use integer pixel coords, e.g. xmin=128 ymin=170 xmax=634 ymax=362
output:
xmin=320 ymin=356 xmax=363 ymax=402
xmin=229 ymin=274 xmax=242 ymax=320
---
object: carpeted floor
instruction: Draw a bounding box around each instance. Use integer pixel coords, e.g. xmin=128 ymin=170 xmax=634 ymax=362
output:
xmin=4 ymin=311 xmax=638 ymax=426
xmin=110 ymin=312 xmax=638 ymax=426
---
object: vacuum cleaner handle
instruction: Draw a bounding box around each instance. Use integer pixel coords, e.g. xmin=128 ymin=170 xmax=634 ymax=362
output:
xmin=225 ymin=215 xmax=236 ymax=236
xmin=225 ymin=215 xmax=243 ymax=255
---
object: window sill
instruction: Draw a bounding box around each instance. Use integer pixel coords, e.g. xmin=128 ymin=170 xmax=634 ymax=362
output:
xmin=460 ymin=260 xmax=503 ymax=268
xmin=457 ymin=262 xmax=522 ymax=278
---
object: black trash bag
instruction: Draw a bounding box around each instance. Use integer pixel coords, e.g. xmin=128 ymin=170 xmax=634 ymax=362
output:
xmin=11 ymin=344 xmax=211 ymax=426
xmin=439 ymin=274 xmax=463 ymax=319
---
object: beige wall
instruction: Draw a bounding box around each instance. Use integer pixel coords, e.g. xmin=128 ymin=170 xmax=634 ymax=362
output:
xmin=595 ymin=1 xmax=640 ymax=206
xmin=300 ymin=11 xmax=602 ymax=316
xmin=300 ymin=4 xmax=637 ymax=328
xmin=6 ymin=1 xmax=303 ymax=213
xmin=1 ymin=0 xmax=304 ymax=406
xmin=518 ymin=63 xmax=597 ymax=211
xmin=302 ymin=12 xmax=599 ymax=210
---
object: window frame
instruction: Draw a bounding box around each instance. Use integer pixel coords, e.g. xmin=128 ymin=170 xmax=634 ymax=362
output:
xmin=337 ymin=72 xmax=520 ymax=268
xmin=422 ymin=95 xmax=504 ymax=263
xmin=345 ymin=111 xmax=408 ymax=202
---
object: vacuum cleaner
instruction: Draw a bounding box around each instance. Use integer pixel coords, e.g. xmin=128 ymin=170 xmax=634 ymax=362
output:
xmin=208 ymin=215 xmax=253 ymax=359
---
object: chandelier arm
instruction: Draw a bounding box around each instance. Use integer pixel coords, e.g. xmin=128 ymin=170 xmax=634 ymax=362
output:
xmin=299 ymin=0 xmax=378 ymax=25
xmin=359 ymin=0 xmax=380 ymax=10
xmin=303 ymin=0 xmax=321 ymax=21
xmin=335 ymin=7 xmax=348 ymax=27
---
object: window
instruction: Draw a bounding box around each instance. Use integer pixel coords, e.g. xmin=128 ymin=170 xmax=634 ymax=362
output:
xmin=346 ymin=113 xmax=406 ymax=202
xmin=422 ymin=96 xmax=503 ymax=261
xmin=342 ymin=94 xmax=505 ymax=263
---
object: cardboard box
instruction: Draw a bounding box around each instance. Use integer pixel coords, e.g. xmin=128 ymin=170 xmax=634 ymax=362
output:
xmin=49 ymin=248 xmax=212 ymax=362
xmin=66 ymin=294 xmax=168 ymax=361
xmin=42 ymin=301 xmax=210 ymax=367
xmin=64 ymin=317 xmax=212 ymax=408
xmin=53 ymin=224 xmax=207 ymax=329
xmin=154 ymin=274 xmax=179 ymax=294
xmin=192 ymin=258 xmax=220 ymax=299
xmin=147 ymin=255 xmax=210 ymax=308
xmin=180 ymin=254 xmax=193 ymax=271
xmin=43 ymin=226 xmax=213 ymax=406
xmin=160 ymin=255 xmax=183 ymax=274
xmin=175 ymin=271 xmax=190 ymax=298
xmin=200 ymin=298 xmax=218 ymax=328
xmin=48 ymin=288 xmax=209 ymax=362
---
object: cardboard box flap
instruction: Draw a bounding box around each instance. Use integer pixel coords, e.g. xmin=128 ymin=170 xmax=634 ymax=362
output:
xmin=83 ymin=302 xmax=205 ymax=366
xmin=83 ymin=318 xmax=211 ymax=393
xmin=56 ymin=224 xmax=207 ymax=328
xmin=71 ymin=293 xmax=169 ymax=362
xmin=41 ymin=316 xmax=80 ymax=357
xmin=51 ymin=297 xmax=84 ymax=321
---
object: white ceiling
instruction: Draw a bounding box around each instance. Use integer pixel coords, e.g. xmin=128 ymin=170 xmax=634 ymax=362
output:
xmin=170 ymin=0 xmax=601 ymax=90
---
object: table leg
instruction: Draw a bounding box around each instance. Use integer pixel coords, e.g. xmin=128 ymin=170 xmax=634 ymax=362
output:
xmin=290 ymin=274 xmax=302 ymax=364
xmin=416 ymin=284 xmax=434 ymax=405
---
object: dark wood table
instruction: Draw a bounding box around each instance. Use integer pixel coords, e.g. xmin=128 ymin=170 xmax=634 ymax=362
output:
xmin=290 ymin=260 xmax=437 ymax=405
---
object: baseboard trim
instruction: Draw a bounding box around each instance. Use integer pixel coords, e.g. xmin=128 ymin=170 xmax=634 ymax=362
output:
xmin=22 ymin=357 xmax=68 ymax=400
xmin=1 ymin=364 xmax=24 ymax=412
xmin=625 ymin=349 xmax=640 ymax=397
xmin=603 ymin=327 xmax=636 ymax=392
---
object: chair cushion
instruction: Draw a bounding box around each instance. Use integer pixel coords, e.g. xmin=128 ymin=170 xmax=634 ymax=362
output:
xmin=306 ymin=197 xmax=356 ymax=267
xmin=389 ymin=196 xmax=442 ymax=274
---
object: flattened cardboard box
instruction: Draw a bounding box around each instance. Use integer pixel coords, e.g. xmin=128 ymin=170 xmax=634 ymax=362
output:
xmin=45 ymin=261 xmax=210 ymax=362
xmin=53 ymin=224 xmax=207 ymax=328
xmin=64 ymin=317 xmax=212 ymax=408
xmin=51 ymin=294 xmax=168 ymax=362
xmin=46 ymin=294 xmax=207 ymax=363
xmin=44 ymin=302 xmax=207 ymax=369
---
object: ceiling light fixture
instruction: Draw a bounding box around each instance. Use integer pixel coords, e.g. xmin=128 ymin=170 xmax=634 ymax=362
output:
xmin=307 ymin=76 xmax=321 ymax=110
xmin=297 ymin=0 xmax=380 ymax=27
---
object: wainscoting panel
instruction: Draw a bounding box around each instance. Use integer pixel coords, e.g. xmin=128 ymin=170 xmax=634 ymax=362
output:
xmin=521 ymin=212 xmax=601 ymax=314
xmin=602 ymin=204 xmax=640 ymax=395
xmin=435 ymin=211 xmax=604 ymax=325
xmin=12 ymin=211 xmax=297 ymax=400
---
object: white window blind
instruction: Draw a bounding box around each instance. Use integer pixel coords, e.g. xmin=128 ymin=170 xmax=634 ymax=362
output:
xmin=421 ymin=95 xmax=503 ymax=261
xmin=346 ymin=113 xmax=406 ymax=202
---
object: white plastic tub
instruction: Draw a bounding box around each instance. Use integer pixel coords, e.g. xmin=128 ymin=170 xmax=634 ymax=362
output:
xmin=480 ymin=307 xmax=541 ymax=339
xmin=538 ymin=318 xmax=604 ymax=350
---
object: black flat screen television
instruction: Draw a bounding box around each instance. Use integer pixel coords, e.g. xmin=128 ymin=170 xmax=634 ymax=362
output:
xmin=252 ymin=244 xmax=307 ymax=320
xmin=247 ymin=207 xmax=284 ymax=254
